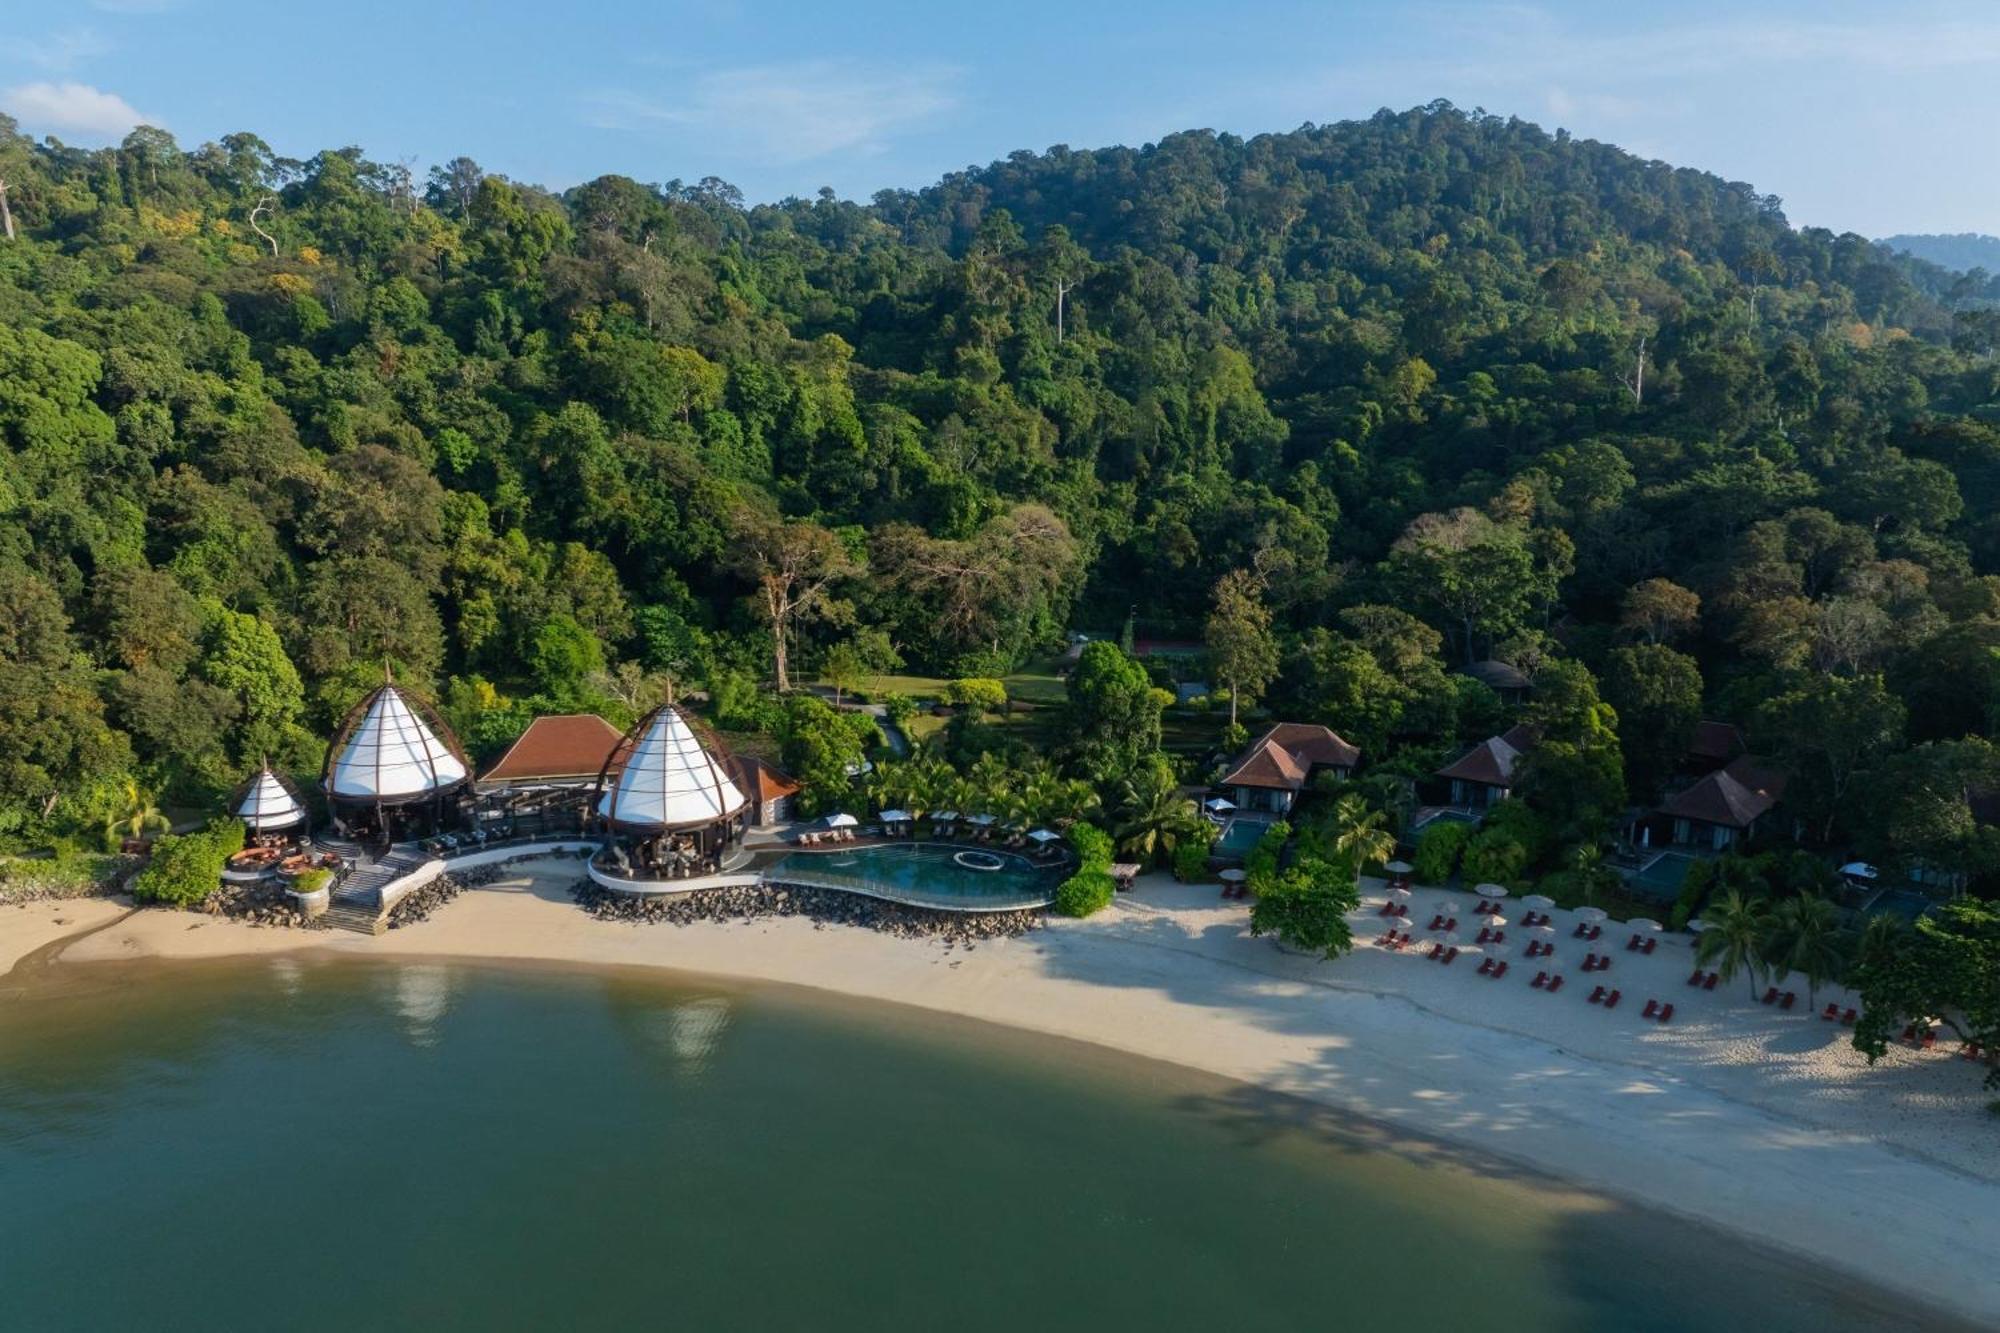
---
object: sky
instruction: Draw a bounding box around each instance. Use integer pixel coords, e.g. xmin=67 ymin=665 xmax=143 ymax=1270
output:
xmin=2 ymin=0 xmax=1997 ymax=238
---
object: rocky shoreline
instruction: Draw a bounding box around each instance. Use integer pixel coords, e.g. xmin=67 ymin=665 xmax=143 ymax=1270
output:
xmin=570 ymin=879 xmax=1044 ymax=944
xmin=386 ymin=863 xmax=513 ymax=929
xmin=202 ymin=880 xmax=323 ymax=930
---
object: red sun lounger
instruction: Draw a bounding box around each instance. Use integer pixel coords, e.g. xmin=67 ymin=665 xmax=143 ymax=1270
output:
xmin=1688 ymin=968 xmax=1705 ymax=987
xmin=1658 ymin=1003 xmax=1674 ymax=1023
xmin=1546 ymin=975 xmax=1564 ymax=993
xmin=1779 ymin=992 xmax=1796 ymax=1010
xmin=1478 ymin=957 xmax=1494 ymax=975
xmin=1441 ymin=947 xmax=1459 ymax=964
xmin=1604 ymin=989 xmax=1622 ymax=1009
xmin=1841 ymin=1008 xmax=1857 ymax=1025
xmin=1703 ymin=972 xmax=1718 ymax=990
xmin=1641 ymin=937 xmax=1655 ymax=953
xmin=1491 ymin=961 xmax=1509 ymax=979
xmin=1642 ymin=999 xmax=1660 ymax=1018
xmin=1428 ymin=915 xmax=1445 ymax=931
xmin=1822 ymin=1003 xmax=1840 ymax=1020
xmin=1531 ymin=971 xmax=1548 ymax=989
xmin=1427 ymin=944 xmax=1444 ymax=960
xmin=1764 ymin=987 xmax=1781 ymax=1005
xmin=1627 ymin=935 xmax=1641 ymax=951
xmin=1588 ymin=985 xmax=1606 ymax=1004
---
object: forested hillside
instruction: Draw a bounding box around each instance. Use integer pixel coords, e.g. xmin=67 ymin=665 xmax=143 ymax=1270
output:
xmin=1882 ymin=233 xmax=2000 ymax=276
xmin=4 ymin=102 xmax=2000 ymax=886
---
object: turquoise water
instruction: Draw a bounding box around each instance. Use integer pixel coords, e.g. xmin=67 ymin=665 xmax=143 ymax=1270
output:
xmin=0 ymin=961 xmax=1969 ymax=1332
xmin=766 ymin=841 xmax=1057 ymax=910
xmin=1212 ymin=818 xmax=1270 ymax=858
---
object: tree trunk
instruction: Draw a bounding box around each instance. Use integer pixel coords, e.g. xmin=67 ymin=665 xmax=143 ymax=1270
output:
xmin=773 ymin=629 xmax=790 ymax=693
xmin=1228 ymin=676 xmax=1238 ymax=730
xmin=0 ymin=180 xmax=14 ymax=241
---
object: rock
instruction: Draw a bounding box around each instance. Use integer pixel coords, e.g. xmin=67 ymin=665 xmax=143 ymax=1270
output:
xmin=565 ymin=879 xmax=1044 ymax=944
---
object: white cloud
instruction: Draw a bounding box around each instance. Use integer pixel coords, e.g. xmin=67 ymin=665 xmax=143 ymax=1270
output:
xmin=1 ymin=81 xmax=152 ymax=138
xmin=585 ymin=60 xmax=960 ymax=164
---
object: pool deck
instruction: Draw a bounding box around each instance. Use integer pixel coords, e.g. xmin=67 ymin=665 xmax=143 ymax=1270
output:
xmin=588 ymin=836 xmax=1066 ymax=913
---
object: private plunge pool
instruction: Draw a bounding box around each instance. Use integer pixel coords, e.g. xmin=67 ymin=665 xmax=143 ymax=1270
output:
xmin=764 ymin=842 xmax=1062 ymax=913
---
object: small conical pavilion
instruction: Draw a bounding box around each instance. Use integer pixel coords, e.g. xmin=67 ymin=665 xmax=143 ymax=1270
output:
xmin=234 ymin=766 xmax=307 ymax=836
xmin=323 ymin=674 xmax=469 ymax=845
xmin=592 ymin=704 xmax=748 ymax=880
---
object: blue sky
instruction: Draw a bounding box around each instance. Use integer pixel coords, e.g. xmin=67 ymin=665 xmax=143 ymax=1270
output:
xmin=3 ymin=1 xmax=1996 ymax=237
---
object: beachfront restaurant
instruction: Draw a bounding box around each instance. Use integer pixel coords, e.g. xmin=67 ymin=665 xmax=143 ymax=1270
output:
xmin=591 ymin=703 xmax=750 ymax=884
xmin=323 ymin=680 xmax=470 ymax=848
xmin=472 ymin=713 xmax=624 ymax=838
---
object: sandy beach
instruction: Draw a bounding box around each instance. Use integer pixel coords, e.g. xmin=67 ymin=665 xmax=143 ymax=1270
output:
xmin=11 ymin=868 xmax=2000 ymax=1325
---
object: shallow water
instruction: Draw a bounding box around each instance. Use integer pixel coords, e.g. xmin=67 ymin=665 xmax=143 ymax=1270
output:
xmin=0 ymin=959 xmax=1965 ymax=1332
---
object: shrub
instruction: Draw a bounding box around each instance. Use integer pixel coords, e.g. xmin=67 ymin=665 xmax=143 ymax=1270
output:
xmin=1244 ymin=819 xmax=1292 ymax=892
xmin=1066 ymin=822 xmax=1114 ymax=871
xmin=1461 ymin=827 xmax=1528 ymax=885
xmin=292 ymin=868 xmax=332 ymax=895
xmin=882 ymin=694 xmax=917 ymax=726
xmin=1055 ymin=869 xmax=1116 ymax=918
xmin=1172 ymin=837 xmax=1212 ymax=882
xmin=1668 ymin=858 xmax=1714 ymax=930
xmin=130 ymin=819 xmax=246 ymax=908
xmin=1412 ymin=821 xmax=1470 ymax=885
xmin=945 ymin=678 xmax=1007 ymax=714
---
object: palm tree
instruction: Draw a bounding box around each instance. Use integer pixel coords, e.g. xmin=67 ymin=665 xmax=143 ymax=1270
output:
xmin=1325 ymin=794 xmax=1396 ymax=885
xmin=1851 ymin=912 xmax=1908 ymax=977
xmin=1695 ymin=889 xmax=1776 ymax=1000
xmin=1764 ymin=894 xmax=1849 ymax=1008
xmin=102 ymin=780 xmax=170 ymax=852
xmin=1114 ymin=760 xmax=1201 ymax=866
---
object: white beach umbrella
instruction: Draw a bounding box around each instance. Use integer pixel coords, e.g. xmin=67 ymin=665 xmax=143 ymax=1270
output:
xmin=1027 ymin=828 xmax=1060 ymax=844
xmin=967 ymin=813 xmax=997 ymax=826
xmin=1575 ymin=906 xmax=1608 ymax=925
xmin=931 ymin=810 xmax=959 ymax=822
xmin=1529 ymin=924 xmax=1557 ymax=942
xmin=1435 ymin=900 xmax=1459 ymax=916
xmin=1628 ymin=918 xmax=1664 ymax=934
xmin=879 ymin=809 xmax=913 ymax=823
xmin=1384 ymin=860 xmax=1414 ymax=875
xmin=1476 ymin=883 xmax=1509 ymax=900
xmin=1686 ymin=918 xmax=1711 ymax=934
xmin=1204 ymin=797 xmax=1236 ymax=812
xmin=1522 ymin=894 xmax=1557 ymax=912
xmin=1479 ymin=913 xmax=1508 ymax=930
xmin=825 ymin=812 xmax=859 ymax=828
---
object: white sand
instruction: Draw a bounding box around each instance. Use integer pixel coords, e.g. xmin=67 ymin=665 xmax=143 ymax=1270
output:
xmin=16 ymin=870 xmax=2000 ymax=1324
xmin=0 ymin=897 xmax=130 ymax=978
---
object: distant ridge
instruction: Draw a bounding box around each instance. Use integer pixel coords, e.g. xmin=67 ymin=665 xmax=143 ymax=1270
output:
xmin=1880 ymin=232 xmax=2000 ymax=273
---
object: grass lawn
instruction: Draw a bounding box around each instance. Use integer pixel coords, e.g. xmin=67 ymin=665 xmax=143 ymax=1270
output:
xmin=844 ymin=653 xmax=1073 ymax=709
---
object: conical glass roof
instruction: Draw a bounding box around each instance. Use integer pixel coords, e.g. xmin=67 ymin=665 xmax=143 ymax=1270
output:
xmin=328 ymin=687 xmax=467 ymax=802
xmin=236 ymin=768 xmax=306 ymax=831
xmin=598 ymin=706 xmax=746 ymax=829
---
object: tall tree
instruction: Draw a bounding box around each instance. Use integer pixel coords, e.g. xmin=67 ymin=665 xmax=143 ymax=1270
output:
xmin=733 ymin=512 xmax=857 ymax=693
xmin=1205 ymin=568 xmax=1279 ymax=732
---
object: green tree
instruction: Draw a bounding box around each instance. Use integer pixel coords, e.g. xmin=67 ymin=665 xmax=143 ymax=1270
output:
xmin=1249 ymin=852 xmax=1361 ymax=959
xmin=1603 ymin=644 xmax=1703 ymax=800
xmin=1762 ymin=894 xmax=1848 ymax=1009
xmin=1850 ymin=899 xmax=1999 ymax=1089
xmin=1694 ymin=890 xmax=1776 ymax=1001
xmin=1063 ymin=642 xmax=1167 ymax=787
xmin=1756 ymin=674 xmax=1906 ymax=843
xmin=1205 ymin=568 xmax=1279 ymax=730
xmin=1113 ymin=756 xmax=1202 ymax=866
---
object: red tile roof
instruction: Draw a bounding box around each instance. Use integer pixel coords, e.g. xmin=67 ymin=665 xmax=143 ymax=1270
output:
xmin=729 ymin=755 xmax=799 ymax=804
xmin=1219 ymin=723 xmax=1360 ymax=790
xmin=1436 ymin=733 xmax=1526 ymax=787
xmin=1658 ymin=764 xmax=1778 ymax=830
xmin=478 ymin=714 xmax=623 ymax=784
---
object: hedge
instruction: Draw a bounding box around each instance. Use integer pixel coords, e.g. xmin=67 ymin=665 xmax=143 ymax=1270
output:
xmin=130 ymin=819 xmax=246 ymax=908
xmin=1055 ymin=869 xmax=1117 ymax=918
xmin=1412 ymin=821 xmax=1470 ymax=884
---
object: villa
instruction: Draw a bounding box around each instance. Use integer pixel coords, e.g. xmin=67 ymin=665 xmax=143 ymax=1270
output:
xmin=1649 ymin=756 xmax=1787 ymax=851
xmin=1434 ymin=723 xmax=1537 ymax=812
xmin=1460 ymin=658 xmax=1533 ymax=706
xmin=1217 ymin=722 xmax=1361 ymax=815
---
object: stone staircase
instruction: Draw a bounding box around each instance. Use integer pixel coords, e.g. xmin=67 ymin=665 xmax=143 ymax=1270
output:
xmin=317 ymin=840 xmax=427 ymax=935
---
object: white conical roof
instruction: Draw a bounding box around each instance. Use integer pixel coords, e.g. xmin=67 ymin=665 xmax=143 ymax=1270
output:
xmin=328 ymin=686 xmax=467 ymax=802
xmin=597 ymin=706 xmax=746 ymax=829
xmin=236 ymin=768 xmax=306 ymax=831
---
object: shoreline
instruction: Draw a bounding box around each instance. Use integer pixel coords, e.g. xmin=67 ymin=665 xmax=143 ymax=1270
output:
xmin=8 ymin=870 xmax=1999 ymax=1326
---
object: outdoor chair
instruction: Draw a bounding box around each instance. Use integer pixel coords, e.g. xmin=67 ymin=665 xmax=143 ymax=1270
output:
xmin=1490 ymin=961 xmax=1509 ymax=979
xmin=1658 ymin=1003 xmax=1674 ymax=1023
xmin=1546 ymin=974 xmax=1564 ymax=992
xmin=1604 ymin=989 xmax=1622 ymax=1009
xmin=1703 ymin=972 xmax=1719 ymax=990
xmin=1643 ymin=999 xmax=1660 ymax=1018
xmin=1588 ymin=985 xmax=1606 ymax=1004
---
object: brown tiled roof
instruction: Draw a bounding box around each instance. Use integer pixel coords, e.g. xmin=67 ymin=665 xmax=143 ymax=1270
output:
xmin=1722 ymin=755 xmax=1786 ymax=802
xmin=1690 ymin=720 xmax=1747 ymax=762
xmin=1658 ymin=769 xmax=1775 ymax=829
xmin=479 ymin=714 xmax=623 ymax=784
xmin=1219 ymin=723 xmax=1359 ymax=790
xmin=1436 ymin=733 xmax=1525 ymax=787
xmin=730 ymin=754 xmax=799 ymax=803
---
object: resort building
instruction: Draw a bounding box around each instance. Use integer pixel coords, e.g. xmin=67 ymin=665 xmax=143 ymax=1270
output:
xmin=1652 ymin=757 xmax=1786 ymax=851
xmin=1684 ymin=720 xmax=1748 ymax=777
xmin=592 ymin=703 xmax=750 ymax=883
xmin=474 ymin=713 xmax=624 ymax=838
xmin=1217 ymin=722 xmax=1361 ymax=815
xmin=323 ymin=680 xmax=469 ymax=847
xmin=1460 ymin=659 xmax=1533 ymax=706
xmin=1434 ymin=723 xmax=1537 ymax=811
xmin=233 ymin=765 xmax=308 ymax=841
xmin=729 ymin=755 xmax=800 ymax=828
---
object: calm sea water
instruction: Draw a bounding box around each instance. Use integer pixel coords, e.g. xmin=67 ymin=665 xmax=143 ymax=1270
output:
xmin=0 ymin=959 xmax=1964 ymax=1332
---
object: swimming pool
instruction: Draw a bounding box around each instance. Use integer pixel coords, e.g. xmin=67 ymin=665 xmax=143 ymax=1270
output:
xmin=763 ymin=843 xmax=1060 ymax=912
xmin=1211 ymin=818 xmax=1272 ymax=861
